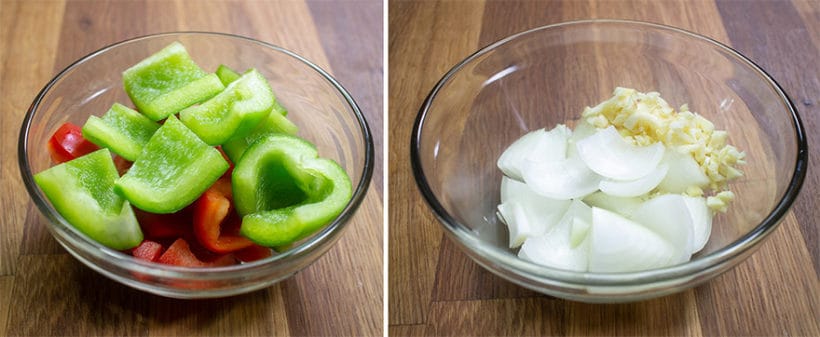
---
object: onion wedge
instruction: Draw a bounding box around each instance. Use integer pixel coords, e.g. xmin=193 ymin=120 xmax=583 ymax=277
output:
xmin=588 ymin=207 xmax=678 ymax=272
xmin=518 ymin=200 xmax=591 ymax=271
xmin=576 ymin=126 xmax=665 ymax=181
xmin=599 ymin=164 xmax=669 ymax=197
xmin=630 ymin=194 xmax=695 ymax=263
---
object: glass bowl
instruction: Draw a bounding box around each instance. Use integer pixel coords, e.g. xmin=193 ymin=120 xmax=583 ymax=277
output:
xmin=19 ymin=32 xmax=373 ymax=298
xmin=411 ymin=19 xmax=807 ymax=302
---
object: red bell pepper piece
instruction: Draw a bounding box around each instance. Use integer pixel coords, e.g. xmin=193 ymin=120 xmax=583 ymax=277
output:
xmin=132 ymin=240 xmax=164 ymax=262
xmin=134 ymin=208 xmax=192 ymax=239
xmin=233 ymin=244 xmax=273 ymax=262
xmin=47 ymin=122 xmax=99 ymax=163
xmin=157 ymin=238 xmax=236 ymax=267
xmin=193 ymin=176 xmax=254 ymax=253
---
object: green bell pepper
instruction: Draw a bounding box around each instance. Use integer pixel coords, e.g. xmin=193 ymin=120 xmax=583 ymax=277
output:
xmin=81 ymin=103 xmax=160 ymax=161
xmin=123 ymin=42 xmax=225 ymax=121
xmin=115 ymin=115 xmax=229 ymax=214
xmin=216 ymin=64 xmax=241 ymax=86
xmin=215 ymin=65 xmax=288 ymax=116
xmin=221 ymin=107 xmax=299 ymax=163
xmin=33 ymin=149 xmax=143 ymax=250
xmin=179 ymin=69 xmax=275 ymax=145
xmin=233 ymin=134 xmax=352 ymax=247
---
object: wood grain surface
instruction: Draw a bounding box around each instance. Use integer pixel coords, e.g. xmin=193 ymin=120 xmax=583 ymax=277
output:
xmin=388 ymin=1 xmax=819 ymax=336
xmin=0 ymin=1 xmax=383 ymax=336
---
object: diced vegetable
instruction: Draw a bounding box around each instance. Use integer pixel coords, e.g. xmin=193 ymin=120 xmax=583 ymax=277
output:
xmin=179 ymin=69 xmax=275 ymax=145
xmin=47 ymin=122 xmax=99 ymax=164
xmin=81 ymin=103 xmax=160 ymax=161
xmin=115 ymin=115 xmax=229 ymax=213
xmin=123 ymin=42 xmax=224 ymax=121
xmin=34 ymin=149 xmax=143 ymax=250
xmin=221 ymin=107 xmax=298 ymax=163
xmin=234 ymin=134 xmax=352 ymax=247
xmin=132 ymin=240 xmax=164 ymax=262
xmin=215 ymin=64 xmax=242 ymax=86
xmin=233 ymin=244 xmax=273 ymax=262
xmin=133 ymin=208 xmax=192 ymax=239
xmin=157 ymin=238 xmax=236 ymax=267
xmin=192 ymin=176 xmax=254 ymax=253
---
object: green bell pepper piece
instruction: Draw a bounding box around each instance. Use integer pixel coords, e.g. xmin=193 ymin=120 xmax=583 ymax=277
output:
xmin=215 ymin=65 xmax=288 ymax=117
xmin=33 ymin=149 xmax=143 ymax=250
xmin=221 ymin=107 xmax=299 ymax=163
xmin=115 ymin=116 xmax=229 ymax=214
xmin=233 ymin=134 xmax=352 ymax=247
xmin=216 ymin=64 xmax=241 ymax=86
xmin=81 ymin=103 xmax=160 ymax=161
xmin=123 ymin=42 xmax=225 ymax=121
xmin=179 ymin=69 xmax=275 ymax=145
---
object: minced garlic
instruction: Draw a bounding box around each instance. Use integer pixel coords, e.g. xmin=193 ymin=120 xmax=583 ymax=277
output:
xmin=582 ymin=87 xmax=745 ymax=212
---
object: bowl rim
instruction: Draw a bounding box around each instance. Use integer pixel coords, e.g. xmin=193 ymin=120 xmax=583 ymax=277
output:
xmin=411 ymin=19 xmax=808 ymax=286
xmin=19 ymin=31 xmax=374 ymax=279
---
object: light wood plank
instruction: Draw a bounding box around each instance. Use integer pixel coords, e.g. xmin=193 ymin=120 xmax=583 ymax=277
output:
xmin=6 ymin=255 xmax=150 ymax=336
xmin=0 ymin=0 xmax=65 ymax=275
xmin=387 ymin=0 xmax=485 ymax=325
xmin=283 ymin=191 xmax=384 ymax=336
xmin=146 ymin=286 xmax=291 ymax=337
xmin=694 ymin=213 xmax=820 ymax=336
xmin=426 ymin=298 xmax=565 ymax=336
xmin=0 ymin=276 xmax=14 ymax=336
xmin=389 ymin=324 xmax=428 ymax=337
xmin=566 ymin=291 xmax=703 ymax=337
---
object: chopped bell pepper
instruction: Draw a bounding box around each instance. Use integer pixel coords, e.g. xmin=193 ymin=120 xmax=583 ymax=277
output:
xmin=192 ymin=176 xmax=254 ymax=253
xmin=133 ymin=207 xmax=192 ymax=239
xmin=132 ymin=240 xmax=164 ymax=262
xmin=215 ymin=64 xmax=241 ymax=86
xmin=81 ymin=103 xmax=160 ymax=161
xmin=33 ymin=148 xmax=143 ymax=250
xmin=115 ymin=115 xmax=229 ymax=214
xmin=221 ymin=107 xmax=298 ymax=162
xmin=233 ymin=244 xmax=273 ymax=262
xmin=215 ymin=65 xmax=288 ymax=116
xmin=179 ymin=69 xmax=275 ymax=145
xmin=123 ymin=42 xmax=225 ymax=121
xmin=233 ymin=134 xmax=352 ymax=247
xmin=157 ymin=238 xmax=236 ymax=267
xmin=47 ymin=122 xmax=99 ymax=164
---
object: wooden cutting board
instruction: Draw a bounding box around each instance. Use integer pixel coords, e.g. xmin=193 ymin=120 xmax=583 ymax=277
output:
xmin=0 ymin=1 xmax=383 ymax=336
xmin=388 ymin=1 xmax=819 ymax=336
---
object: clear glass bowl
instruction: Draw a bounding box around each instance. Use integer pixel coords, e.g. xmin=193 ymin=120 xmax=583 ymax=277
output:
xmin=19 ymin=32 xmax=373 ymax=298
xmin=411 ymin=20 xmax=807 ymax=302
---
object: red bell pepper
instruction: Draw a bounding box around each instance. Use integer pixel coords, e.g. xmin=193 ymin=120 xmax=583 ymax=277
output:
xmin=132 ymin=240 xmax=164 ymax=262
xmin=234 ymin=244 xmax=272 ymax=262
xmin=193 ymin=176 xmax=254 ymax=253
xmin=157 ymin=238 xmax=235 ymax=267
xmin=134 ymin=208 xmax=192 ymax=239
xmin=47 ymin=122 xmax=99 ymax=163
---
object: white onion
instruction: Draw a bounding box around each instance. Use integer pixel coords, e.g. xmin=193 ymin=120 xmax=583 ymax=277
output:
xmin=588 ymin=207 xmax=678 ymax=272
xmin=522 ymin=152 xmax=601 ymax=200
xmin=599 ymin=164 xmax=669 ymax=197
xmin=582 ymin=191 xmax=644 ymax=218
xmin=576 ymin=126 xmax=665 ymax=181
xmin=497 ymin=182 xmax=571 ymax=248
xmin=630 ymin=194 xmax=694 ymax=263
xmin=657 ymin=149 xmax=709 ymax=193
xmin=518 ymin=200 xmax=591 ymax=271
xmin=682 ymin=196 xmax=712 ymax=254
xmin=497 ymin=128 xmax=546 ymax=181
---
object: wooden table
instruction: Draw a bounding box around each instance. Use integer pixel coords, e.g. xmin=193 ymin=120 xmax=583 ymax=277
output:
xmin=0 ymin=1 xmax=383 ymax=336
xmin=388 ymin=1 xmax=819 ymax=336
